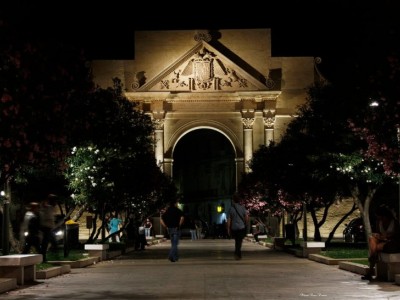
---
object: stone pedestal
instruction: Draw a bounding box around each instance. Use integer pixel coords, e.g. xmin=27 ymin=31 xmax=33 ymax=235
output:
xmin=300 ymin=241 xmax=325 ymax=258
xmin=377 ymin=253 xmax=400 ymax=281
xmin=0 ymin=254 xmax=43 ymax=285
xmin=84 ymin=244 xmax=109 ymax=261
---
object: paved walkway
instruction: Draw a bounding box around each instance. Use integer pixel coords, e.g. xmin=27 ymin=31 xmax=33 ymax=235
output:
xmin=2 ymin=239 xmax=400 ymax=299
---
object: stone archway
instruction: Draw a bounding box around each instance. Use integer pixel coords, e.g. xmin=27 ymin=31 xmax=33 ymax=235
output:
xmin=164 ymin=120 xmax=243 ymax=190
xmin=173 ymin=128 xmax=236 ymax=199
xmin=91 ymin=29 xmax=322 ymax=237
xmin=173 ymin=128 xmax=235 ymax=228
xmin=92 ymin=28 xmax=318 ymax=198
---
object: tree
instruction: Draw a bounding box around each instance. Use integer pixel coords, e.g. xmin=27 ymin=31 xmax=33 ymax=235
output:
xmin=241 ymin=77 xmax=396 ymax=242
xmin=0 ymin=16 xmax=95 ymax=251
xmin=0 ymin=16 xmax=94 ymax=193
xmin=64 ymin=82 xmax=176 ymax=242
xmin=0 ymin=16 xmax=176 ymax=247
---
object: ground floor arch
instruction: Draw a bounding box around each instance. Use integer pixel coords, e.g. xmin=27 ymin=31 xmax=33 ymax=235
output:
xmin=171 ymin=128 xmax=235 ymax=228
xmin=92 ymin=28 xmax=319 ymax=235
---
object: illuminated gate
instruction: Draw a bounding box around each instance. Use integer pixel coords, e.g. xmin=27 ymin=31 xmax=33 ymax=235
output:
xmin=92 ymin=28 xmax=319 ymax=195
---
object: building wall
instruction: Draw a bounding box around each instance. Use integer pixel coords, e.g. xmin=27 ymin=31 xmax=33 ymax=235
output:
xmin=91 ymin=29 xmax=316 ymax=183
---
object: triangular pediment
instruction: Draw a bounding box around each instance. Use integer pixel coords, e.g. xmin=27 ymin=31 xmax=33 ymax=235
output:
xmin=137 ymin=41 xmax=268 ymax=92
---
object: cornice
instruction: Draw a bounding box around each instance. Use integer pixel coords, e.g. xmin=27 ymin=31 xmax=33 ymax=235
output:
xmin=125 ymin=91 xmax=281 ymax=103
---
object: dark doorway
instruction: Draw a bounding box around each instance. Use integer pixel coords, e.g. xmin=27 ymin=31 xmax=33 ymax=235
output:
xmin=173 ymin=129 xmax=235 ymax=207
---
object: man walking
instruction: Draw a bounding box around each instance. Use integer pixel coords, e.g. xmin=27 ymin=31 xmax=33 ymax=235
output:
xmin=160 ymin=199 xmax=184 ymax=262
xmin=227 ymin=193 xmax=249 ymax=260
xmin=21 ymin=202 xmax=42 ymax=255
xmin=40 ymin=194 xmax=58 ymax=262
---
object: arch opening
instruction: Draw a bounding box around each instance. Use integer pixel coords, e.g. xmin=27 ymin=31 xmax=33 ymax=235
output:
xmin=173 ymin=128 xmax=235 ymax=236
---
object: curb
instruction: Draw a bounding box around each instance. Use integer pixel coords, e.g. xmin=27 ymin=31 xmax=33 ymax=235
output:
xmin=47 ymin=256 xmax=99 ymax=268
xmin=36 ymin=265 xmax=71 ymax=279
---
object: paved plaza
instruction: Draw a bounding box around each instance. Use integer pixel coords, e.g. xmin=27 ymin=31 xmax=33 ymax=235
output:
xmin=2 ymin=239 xmax=400 ymax=300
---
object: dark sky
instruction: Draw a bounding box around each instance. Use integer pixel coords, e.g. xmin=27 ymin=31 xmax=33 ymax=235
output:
xmin=2 ymin=0 xmax=399 ymax=63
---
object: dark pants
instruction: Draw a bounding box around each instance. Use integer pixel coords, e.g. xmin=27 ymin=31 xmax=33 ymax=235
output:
xmin=41 ymin=227 xmax=58 ymax=261
xmin=167 ymin=227 xmax=181 ymax=262
xmin=232 ymin=228 xmax=246 ymax=258
xmin=135 ymin=233 xmax=147 ymax=250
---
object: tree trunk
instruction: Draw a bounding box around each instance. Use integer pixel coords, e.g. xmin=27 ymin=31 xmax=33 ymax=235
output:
xmin=350 ymin=184 xmax=378 ymax=244
xmin=325 ymin=203 xmax=357 ymax=245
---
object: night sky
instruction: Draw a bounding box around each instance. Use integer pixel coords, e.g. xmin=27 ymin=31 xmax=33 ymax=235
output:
xmin=2 ymin=1 xmax=399 ymax=66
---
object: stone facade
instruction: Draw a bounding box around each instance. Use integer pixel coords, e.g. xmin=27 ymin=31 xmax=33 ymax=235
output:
xmin=91 ymin=29 xmax=319 ymax=189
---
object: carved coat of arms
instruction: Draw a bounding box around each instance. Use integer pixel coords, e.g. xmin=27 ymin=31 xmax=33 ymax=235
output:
xmin=182 ymin=49 xmax=227 ymax=90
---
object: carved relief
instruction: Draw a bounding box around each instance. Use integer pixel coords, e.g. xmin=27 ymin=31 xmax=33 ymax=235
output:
xmin=263 ymin=117 xmax=275 ymax=128
xmin=155 ymin=47 xmax=250 ymax=92
xmin=242 ymin=118 xmax=255 ymax=129
xmin=153 ymin=118 xmax=165 ymax=130
xmin=194 ymin=32 xmax=212 ymax=42
xmin=265 ymin=77 xmax=275 ymax=89
xmin=128 ymin=71 xmax=147 ymax=90
xmin=263 ymin=109 xmax=276 ymax=128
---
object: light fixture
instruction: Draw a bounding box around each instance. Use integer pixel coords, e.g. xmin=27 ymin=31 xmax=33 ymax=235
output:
xmin=217 ymin=203 xmax=224 ymax=213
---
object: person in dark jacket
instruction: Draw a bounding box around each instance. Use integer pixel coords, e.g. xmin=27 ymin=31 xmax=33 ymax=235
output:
xmin=21 ymin=202 xmax=42 ymax=255
xmin=160 ymin=199 xmax=184 ymax=262
xmin=227 ymin=193 xmax=249 ymax=260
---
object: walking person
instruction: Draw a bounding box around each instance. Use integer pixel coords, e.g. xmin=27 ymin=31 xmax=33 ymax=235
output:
xmin=21 ymin=202 xmax=42 ymax=255
xmin=125 ymin=213 xmax=137 ymax=247
xmin=160 ymin=198 xmax=184 ymax=262
xmin=40 ymin=194 xmax=58 ymax=262
xmin=108 ymin=212 xmax=123 ymax=242
xmin=227 ymin=193 xmax=249 ymax=260
xmin=143 ymin=218 xmax=153 ymax=238
xmin=136 ymin=222 xmax=147 ymax=250
xmin=253 ymin=219 xmax=266 ymax=242
xmin=189 ymin=218 xmax=197 ymax=241
xmin=195 ymin=219 xmax=203 ymax=239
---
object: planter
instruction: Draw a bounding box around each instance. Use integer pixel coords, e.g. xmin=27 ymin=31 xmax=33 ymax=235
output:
xmin=48 ymin=257 xmax=99 ymax=268
xmin=84 ymin=244 xmax=109 ymax=261
xmin=299 ymin=241 xmax=325 ymax=258
xmin=339 ymin=261 xmax=370 ymax=275
xmin=36 ymin=265 xmax=71 ymax=279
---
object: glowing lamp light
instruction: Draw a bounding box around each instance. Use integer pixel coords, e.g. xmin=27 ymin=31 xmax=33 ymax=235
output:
xmin=217 ymin=203 xmax=224 ymax=213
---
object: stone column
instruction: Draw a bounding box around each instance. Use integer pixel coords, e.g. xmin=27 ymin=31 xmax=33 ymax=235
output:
xmin=263 ymin=109 xmax=276 ymax=146
xmin=235 ymin=157 xmax=244 ymax=189
xmin=163 ymin=158 xmax=173 ymax=179
xmin=153 ymin=119 xmax=165 ymax=171
xmin=242 ymin=118 xmax=255 ymax=173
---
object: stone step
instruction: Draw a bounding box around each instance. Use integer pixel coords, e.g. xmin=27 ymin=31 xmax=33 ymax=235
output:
xmin=36 ymin=265 xmax=71 ymax=279
xmin=0 ymin=278 xmax=17 ymax=294
xmin=339 ymin=261 xmax=370 ymax=276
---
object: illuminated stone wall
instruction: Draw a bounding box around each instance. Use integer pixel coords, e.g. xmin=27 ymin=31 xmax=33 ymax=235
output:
xmin=91 ymin=29 xmax=318 ymax=188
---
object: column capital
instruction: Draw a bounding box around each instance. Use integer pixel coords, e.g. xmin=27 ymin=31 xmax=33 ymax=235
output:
xmin=153 ymin=118 xmax=165 ymax=130
xmin=263 ymin=109 xmax=276 ymax=128
xmin=263 ymin=117 xmax=275 ymax=128
xmin=242 ymin=118 xmax=255 ymax=129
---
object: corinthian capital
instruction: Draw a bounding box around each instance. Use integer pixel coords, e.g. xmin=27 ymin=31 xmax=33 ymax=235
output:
xmin=242 ymin=118 xmax=255 ymax=129
xmin=153 ymin=118 xmax=165 ymax=130
xmin=263 ymin=117 xmax=275 ymax=128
